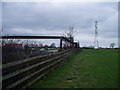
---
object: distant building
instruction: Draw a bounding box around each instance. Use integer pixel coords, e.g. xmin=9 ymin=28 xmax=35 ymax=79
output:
xmin=4 ymin=43 xmax=22 ymax=49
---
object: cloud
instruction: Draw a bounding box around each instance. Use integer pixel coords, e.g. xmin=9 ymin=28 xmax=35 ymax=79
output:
xmin=7 ymin=28 xmax=64 ymax=36
xmin=2 ymin=2 xmax=118 ymax=47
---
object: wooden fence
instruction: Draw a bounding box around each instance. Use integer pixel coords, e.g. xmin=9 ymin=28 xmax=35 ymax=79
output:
xmin=1 ymin=35 xmax=80 ymax=89
xmin=1 ymin=49 xmax=77 ymax=89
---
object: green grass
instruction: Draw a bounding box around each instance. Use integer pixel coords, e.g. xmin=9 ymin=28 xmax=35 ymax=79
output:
xmin=31 ymin=49 xmax=118 ymax=88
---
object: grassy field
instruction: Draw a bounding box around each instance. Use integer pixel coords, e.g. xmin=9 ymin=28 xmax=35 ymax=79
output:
xmin=31 ymin=49 xmax=118 ymax=88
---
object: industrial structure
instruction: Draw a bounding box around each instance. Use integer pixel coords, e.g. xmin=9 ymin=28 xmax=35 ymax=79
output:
xmin=94 ymin=21 xmax=99 ymax=49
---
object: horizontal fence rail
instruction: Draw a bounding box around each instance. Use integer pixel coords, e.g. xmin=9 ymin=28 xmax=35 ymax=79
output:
xmin=1 ymin=49 xmax=70 ymax=69
xmin=1 ymin=49 xmax=75 ymax=89
xmin=2 ymin=50 xmax=71 ymax=81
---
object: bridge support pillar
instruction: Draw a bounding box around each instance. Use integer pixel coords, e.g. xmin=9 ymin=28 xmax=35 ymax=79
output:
xmin=60 ymin=38 xmax=62 ymax=51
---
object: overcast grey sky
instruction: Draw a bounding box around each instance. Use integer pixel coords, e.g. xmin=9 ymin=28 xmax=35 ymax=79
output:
xmin=1 ymin=2 xmax=118 ymax=47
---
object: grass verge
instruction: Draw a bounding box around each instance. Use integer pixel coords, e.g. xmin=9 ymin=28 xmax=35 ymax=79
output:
xmin=31 ymin=49 xmax=118 ymax=88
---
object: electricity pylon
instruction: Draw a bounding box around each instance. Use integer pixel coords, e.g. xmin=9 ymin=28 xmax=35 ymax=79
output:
xmin=94 ymin=21 xmax=99 ymax=49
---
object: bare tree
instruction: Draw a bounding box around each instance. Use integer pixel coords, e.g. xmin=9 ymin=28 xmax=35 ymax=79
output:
xmin=67 ymin=26 xmax=74 ymax=38
xmin=50 ymin=43 xmax=56 ymax=48
xmin=62 ymin=26 xmax=75 ymax=49
xmin=110 ymin=43 xmax=115 ymax=49
xmin=63 ymin=26 xmax=75 ymax=38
